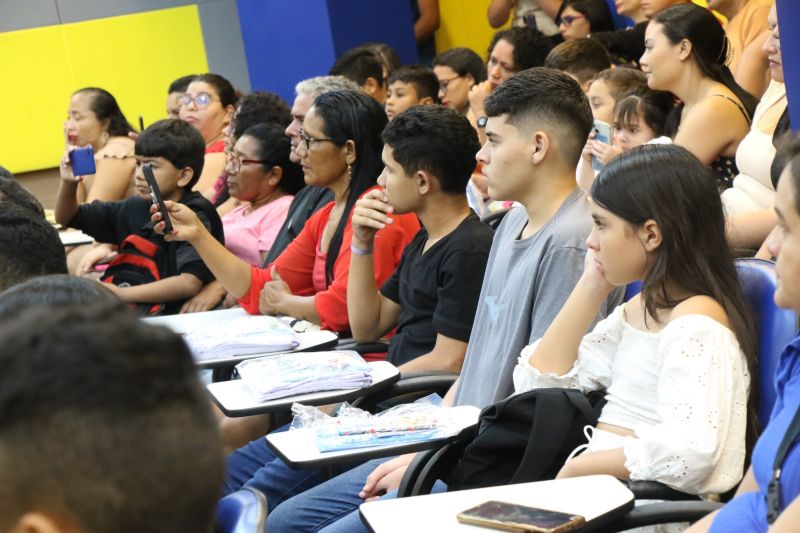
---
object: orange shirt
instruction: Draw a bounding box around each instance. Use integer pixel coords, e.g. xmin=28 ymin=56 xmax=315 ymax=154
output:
xmin=238 ymin=186 xmax=420 ymax=332
xmin=725 ymin=0 xmax=772 ymax=74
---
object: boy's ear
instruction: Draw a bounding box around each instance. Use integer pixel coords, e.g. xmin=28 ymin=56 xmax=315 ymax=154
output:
xmin=530 ymin=131 xmax=551 ymax=166
xmin=638 ymin=219 xmax=662 ymax=252
xmin=416 ymin=169 xmax=434 ymax=195
xmin=176 ymin=167 xmax=194 ymax=188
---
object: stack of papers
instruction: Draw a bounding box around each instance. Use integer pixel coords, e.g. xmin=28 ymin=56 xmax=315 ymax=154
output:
xmin=236 ymin=351 xmax=373 ymax=401
xmin=182 ymin=314 xmax=299 ymax=361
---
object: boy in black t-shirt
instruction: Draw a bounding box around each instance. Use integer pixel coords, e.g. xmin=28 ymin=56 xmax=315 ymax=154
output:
xmin=349 ymin=105 xmax=493 ymax=372
xmin=55 ymin=119 xmax=224 ymax=315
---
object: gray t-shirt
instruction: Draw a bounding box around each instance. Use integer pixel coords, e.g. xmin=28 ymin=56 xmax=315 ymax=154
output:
xmin=454 ymin=189 xmax=624 ymax=408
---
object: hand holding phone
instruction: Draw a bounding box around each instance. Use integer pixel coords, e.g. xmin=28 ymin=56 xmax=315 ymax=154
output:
xmin=69 ymin=146 xmax=97 ymax=177
xmin=456 ymin=500 xmax=585 ymax=532
xmin=591 ymin=120 xmax=612 ymax=172
xmin=142 ymin=163 xmax=174 ymax=234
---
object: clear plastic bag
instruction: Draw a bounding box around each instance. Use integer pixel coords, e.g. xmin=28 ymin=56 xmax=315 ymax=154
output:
xmin=290 ymin=394 xmax=460 ymax=452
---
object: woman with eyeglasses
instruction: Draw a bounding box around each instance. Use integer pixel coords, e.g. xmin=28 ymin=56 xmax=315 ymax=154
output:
xmin=152 ymin=90 xmax=420 ymax=332
xmin=432 ymin=48 xmax=487 ymax=115
xmin=179 ymin=73 xmax=237 ymax=198
xmin=179 ymin=123 xmax=304 ymax=313
xmin=555 ymin=0 xmax=614 ymax=42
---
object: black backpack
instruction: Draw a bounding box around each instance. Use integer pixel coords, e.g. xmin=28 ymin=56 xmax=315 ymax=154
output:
xmin=450 ymin=388 xmax=606 ymax=491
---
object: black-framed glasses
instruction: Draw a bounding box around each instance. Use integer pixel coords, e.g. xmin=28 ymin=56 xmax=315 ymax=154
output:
xmin=557 ymin=14 xmax=585 ymax=27
xmin=299 ymin=128 xmax=336 ymax=150
xmin=179 ymin=92 xmax=217 ymax=109
xmin=225 ymin=151 xmax=268 ymax=174
xmin=438 ymin=75 xmax=464 ymax=94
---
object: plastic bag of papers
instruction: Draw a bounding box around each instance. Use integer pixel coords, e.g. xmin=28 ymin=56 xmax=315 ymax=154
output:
xmin=290 ymin=395 xmax=465 ymax=452
xmin=182 ymin=314 xmax=299 ymax=361
xmin=236 ymin=350 xmax=373 ymax=401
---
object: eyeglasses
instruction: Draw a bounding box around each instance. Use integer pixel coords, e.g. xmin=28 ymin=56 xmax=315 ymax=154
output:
xmin=179 ymin=92 xmax=217 ymax=109
xmin=225 ymin=151 xmax=268 ymax=174
xmin=299 ymin=128 xmax=336 ymax=151
xmin=438 ymin=75 xmax=464 ymax=94
xmin=557 ymin=14 xmax=585 ymax=27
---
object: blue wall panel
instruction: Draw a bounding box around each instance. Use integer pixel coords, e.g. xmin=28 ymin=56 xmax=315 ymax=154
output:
xmin=777 ymin=0 xmax=799 ymax=132
xmin=326 ymin=0 xmax=417 ymax=63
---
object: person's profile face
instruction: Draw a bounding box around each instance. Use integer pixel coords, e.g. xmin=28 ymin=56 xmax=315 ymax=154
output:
xmin=225 ymin=135 xmax=273 ymax=203
xmin=132 ymin=156 xmax=185 ymax=203
xmin=487 ymin=39 xmax=516 ymax=90
xmin=286 ymin=93 xmax=315 ymax=164
xmin=558 ymin=6 xmax=591 ymax=42
xmin=166 ymin=91 xmax=183 ymax=119
xmin=639 ymin=22 xmax=681 ymax=92
xmin=586 ymin=80 xmax=615 ymax=123
xmin=376 ymin=145 xmax=415 ymax=214
xmin=434 ymin=65 xmax=471 ymax=113
xmin=769 ymin=167 xmax=800 ymax=311
xmin=763 ymin=5 xmax=783 ymax=84
xmin=585 ymin=200 xmax=651 ymax=286
xmin=295 ymin=107 xmax=347 ymax=189
xmin=475 ymin=114 xmax=536 ymax=202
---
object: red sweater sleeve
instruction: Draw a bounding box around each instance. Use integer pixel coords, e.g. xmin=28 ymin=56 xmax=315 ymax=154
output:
xmin=238 ymin=203 xmax=332 ymax=314
xmin=314 ymin=209 xmax=419 ymax=331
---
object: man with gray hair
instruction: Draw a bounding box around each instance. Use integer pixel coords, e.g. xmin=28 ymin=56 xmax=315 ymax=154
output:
xmin=262 ymin=75 xmax=361 ymax=265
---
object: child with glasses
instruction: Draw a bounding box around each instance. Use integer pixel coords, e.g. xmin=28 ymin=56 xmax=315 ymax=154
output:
xmin=55 ymin=119 xmax=224 ymax=315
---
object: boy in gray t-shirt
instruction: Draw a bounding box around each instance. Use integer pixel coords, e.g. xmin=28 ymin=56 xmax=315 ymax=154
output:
xmin=264 ymin=68 xmax=625 ymax=532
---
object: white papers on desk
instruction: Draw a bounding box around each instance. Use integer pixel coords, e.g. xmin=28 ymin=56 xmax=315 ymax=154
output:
xmin=183 ymin=314 xmax=299 ymax=361
xmin=236 ymin=350 xmax=373 ymax=401
xmin=59 ymin=230 xmax=93 ymax=246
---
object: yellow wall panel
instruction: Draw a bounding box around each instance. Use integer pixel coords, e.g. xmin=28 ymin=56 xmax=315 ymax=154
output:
xmin=0 ymin=6 xmax=208 ymax=174
xmin=436 ymin=0 xmax=508 ymax=61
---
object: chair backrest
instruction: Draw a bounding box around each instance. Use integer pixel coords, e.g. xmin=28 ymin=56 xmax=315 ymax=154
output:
xmin=481 ymin=208 xmax=510 ymax=232
xmin=735 ymin=259 xmax=798 ymax=424
xmin=215 ymin=488 xmax=267 ymax=533
xmin=616 ymin=260 xmax=797 ymax=423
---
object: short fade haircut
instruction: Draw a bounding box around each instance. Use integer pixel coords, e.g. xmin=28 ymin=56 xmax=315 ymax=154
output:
xmin=433 ymin=47 xmax=488 ymax=84
xmin=231 ymin=91 xmax=292 ymax=140
xmin=485 ymin=67 xmax=593 ymax=167
xmin=545 ymin=39 xmax=612 ymax=86
xmin=487 ymin=26 xmax=553 ymax=72
xmin=0 ymin=175 xmax=45 ymax=218
xmin=167 ymin=74 xmax=195 ymax=94
xmin=295 ymin=75 xmax=361 ymax=100
xmin=0 ymin=304 xmax=224 ymax=533
xmin=329 ymin=48 xmax=385 ymax=87
xmin=0 ymin=203 xmax=67 ymax=292
xmin=135 ymin=119 xmax=206 ymax=190
xmin=382 ymin=105 xmax=481 ymax=195
xmin=388 ymin=65 xmax=441 ymax=103
xmin=0 ymin=274 xmax=118 ymax=320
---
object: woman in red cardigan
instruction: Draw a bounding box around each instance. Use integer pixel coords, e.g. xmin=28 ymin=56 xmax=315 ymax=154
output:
xmin=154 ymin=90 xmax=419 ymax=332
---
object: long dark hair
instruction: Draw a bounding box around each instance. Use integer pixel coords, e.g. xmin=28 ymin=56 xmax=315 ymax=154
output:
xmin=311 ymin=90 xmax=388 ymax=283
xmin=592 ymin=144 xmax=759 ymax=453
xmin=74 ymin=87 xmax=134 ymax=136
xmin=653 ymin=4 xmax=757 ymax=131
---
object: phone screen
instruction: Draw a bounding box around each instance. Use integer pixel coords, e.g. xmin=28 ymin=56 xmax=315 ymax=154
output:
xmin=457 ymin=500 xmax=585 ymax=532
xmin=591 ymin=120 xmax=612 ymax=171
xmin=142 ymin=163 xmax=173 ymax=233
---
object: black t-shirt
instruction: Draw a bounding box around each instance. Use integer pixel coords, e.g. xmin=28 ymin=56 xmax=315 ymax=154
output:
xmin=591 ymin=21 xmax=647 ymax=65
xmin=69 ymin=191 xmax=224 ymax=313
xmin=380 ymin=212 xmax=494 ymax=366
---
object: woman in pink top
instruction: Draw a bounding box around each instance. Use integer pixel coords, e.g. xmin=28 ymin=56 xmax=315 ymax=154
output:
xmin=181 ymin=123 xmax=305 ymax=313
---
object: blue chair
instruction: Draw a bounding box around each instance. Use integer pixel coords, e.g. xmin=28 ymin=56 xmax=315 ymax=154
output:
xmin=216 ymin=488 xmax=267 ymax=533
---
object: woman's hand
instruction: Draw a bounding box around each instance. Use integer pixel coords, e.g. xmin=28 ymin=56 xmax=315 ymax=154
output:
xmin=359 ymin=453 xmax=417 ymax=501
xmin=59 ymin=148 xmax=82 ymax=182
xmin=258 ymin=267 xmax=291 ymax=315
xmin=76 ymin=244 xmax=118 ymax=277
xmin=180 ymin=281 xmax=227 ymax=313
xmin=351 ymin=189 xmax=394 ymax=248
xmin=468 ymin=80 xmax=493 ymax=118
xmin=580 ymin=248 xmax=617 ymax=298
xmin=151 ymin=201 xmax=202 ymax=242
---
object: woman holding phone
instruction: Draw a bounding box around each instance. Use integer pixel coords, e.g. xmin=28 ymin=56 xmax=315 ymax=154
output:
xmin=153 ymin=90 xmax=419 ymax=332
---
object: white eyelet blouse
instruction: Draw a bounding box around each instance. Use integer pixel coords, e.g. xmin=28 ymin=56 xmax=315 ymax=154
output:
xmin=512 ymin=305 xmax=750 ymax=496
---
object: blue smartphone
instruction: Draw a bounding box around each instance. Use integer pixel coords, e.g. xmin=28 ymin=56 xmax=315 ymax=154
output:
xmin=591 ymin=120 xmax=612 ymax=172
xmin=69 ymin=145 xmax=96 ymax=176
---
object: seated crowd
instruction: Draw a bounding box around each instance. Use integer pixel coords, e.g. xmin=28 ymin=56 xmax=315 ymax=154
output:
xmin=1 ymin=1 xmax=798 ymax=531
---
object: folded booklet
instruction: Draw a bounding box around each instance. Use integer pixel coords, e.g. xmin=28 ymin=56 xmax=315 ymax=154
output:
xmin=236 ymin=350 xmax=373 ymax=401
xmin=182 ymin=314 xmax=299 ymax=361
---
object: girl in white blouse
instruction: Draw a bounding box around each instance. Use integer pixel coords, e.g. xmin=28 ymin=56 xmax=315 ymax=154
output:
xmin=514 ymin=144 xmax=758 ymax=496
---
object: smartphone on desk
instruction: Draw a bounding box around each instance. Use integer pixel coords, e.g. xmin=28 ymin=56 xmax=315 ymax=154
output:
xmin=69 ymin=145 xmax=96 ymax=176
xmin=591 ymin=120 xmax=612 ymax=172
xmin=456 ymin=500 xmax=585 ymax=533
xmin=142 ymin=163 xmax=173 ymax=234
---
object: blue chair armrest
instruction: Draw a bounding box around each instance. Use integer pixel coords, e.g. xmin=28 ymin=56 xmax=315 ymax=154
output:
xmin=216 ymin=487 xmax=268 ymax=533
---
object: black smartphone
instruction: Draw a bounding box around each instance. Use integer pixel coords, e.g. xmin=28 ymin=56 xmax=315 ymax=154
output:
xmin=142 ymin=163 xmax=173 ymax=233
xmin=69 ymin=145 xmax=96 ymax=176
xmin=456 ymin=501 xmax=585 ymax=532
